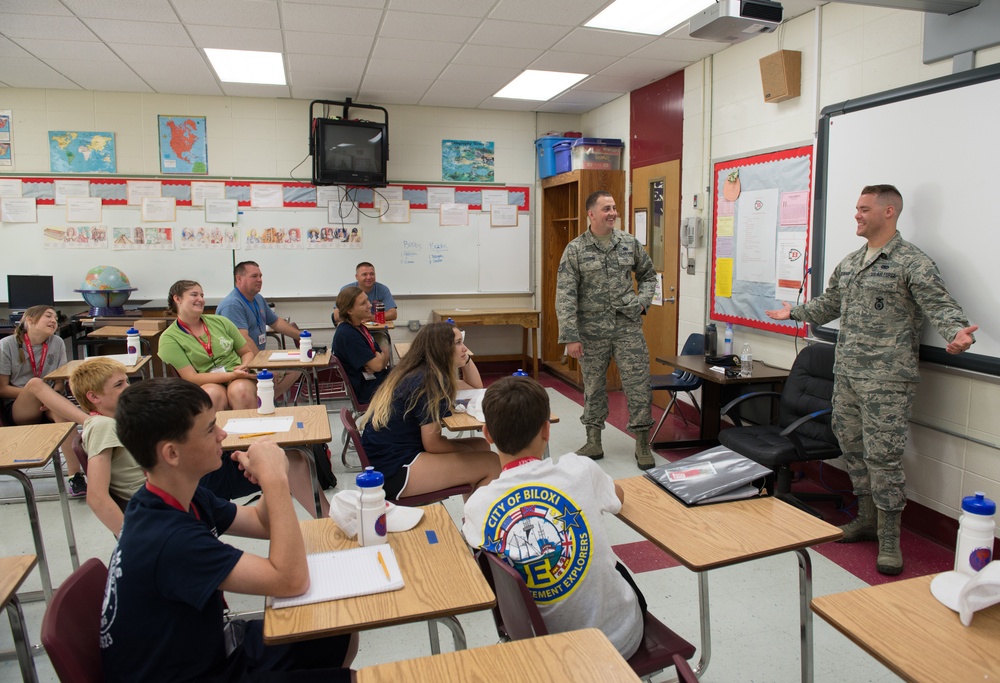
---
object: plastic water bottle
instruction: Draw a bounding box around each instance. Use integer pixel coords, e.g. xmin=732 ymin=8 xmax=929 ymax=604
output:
xmin=723 ymin=323 xmax=734 ymax=355
xmin=357 ymin=467 xmax=388 ymax=546
xmin=955 ymin=492 xmax=996 ymax=575
xmin=512 ymin=369 xmax=529 ymax=377
xmin=704 ymin=323 xmax=718 ymax=358
xmin=740 ymin=343 xmax=753 ymax=377
xmin=125 ymin=327 xmax=140 ymax=366
xmin=256 ymin=370 xmax=275 ymax=415
xmin=298 ymin=330 xmax=312 ymax=363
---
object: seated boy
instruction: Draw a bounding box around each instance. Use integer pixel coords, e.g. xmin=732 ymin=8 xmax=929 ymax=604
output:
xmin=462 ymin=376 xmax=644 ymax=658
xmin=103 ymin=378 xmax=354 ymax=682
xmin=19 ymin=358 xmax=328 ymax=536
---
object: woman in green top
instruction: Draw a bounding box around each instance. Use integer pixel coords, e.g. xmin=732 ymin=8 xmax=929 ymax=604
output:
xmin=158 ymin=280 xmax=257 ymax=411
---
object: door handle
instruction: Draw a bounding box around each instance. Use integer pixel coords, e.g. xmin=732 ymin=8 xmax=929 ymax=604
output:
xmin=663 ymin=297 xmax=676 ymax=303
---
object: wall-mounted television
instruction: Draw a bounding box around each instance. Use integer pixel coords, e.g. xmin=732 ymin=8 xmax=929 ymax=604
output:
xmin=312 ymin=118 xmax=388 ymax=187
xmin=7 ymin=275 xmax=55 ymax=311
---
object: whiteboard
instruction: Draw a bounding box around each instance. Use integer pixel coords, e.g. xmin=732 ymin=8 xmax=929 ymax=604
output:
xmin=814 ymin=63 xmax=1000 ymax=376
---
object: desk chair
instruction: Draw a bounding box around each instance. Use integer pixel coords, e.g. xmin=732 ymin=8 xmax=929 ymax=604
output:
xmin=718 ymin=342 xmax=843 ymax=517
xmin=476 ymin=551 xmax=695 ymax=681
xmin=327 ymin=356 xmax=370 ymax=469
xmin=650 ymin=333 xmax=704 ymax=440
xmin=339 ymin=408 xmax=472 ymax=506
xmin=40 ymin=558 xmax=107 ymax=683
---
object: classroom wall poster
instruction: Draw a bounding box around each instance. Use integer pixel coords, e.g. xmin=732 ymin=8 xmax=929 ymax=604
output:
xmin=442 ymin=140 xmax=494 ymax=182
xmin=158 ymin=115 xmax=208 ymax=175
xmin=0 ymin=110 xmax=12 ymax=168
xmin=179 ymin=226 xmax=240 ymax=249
xmin=112 ymin=227 xmax=173 ymax=250
xmin=49 ymin=131 xmax=116 ymax=173
xmin=244 ymin=227 xmax=303 ymax=249
xmin=43 ymin=225 xmax=108 ymax=248
xmin=307 ymin=226 xmax=362 ymax=248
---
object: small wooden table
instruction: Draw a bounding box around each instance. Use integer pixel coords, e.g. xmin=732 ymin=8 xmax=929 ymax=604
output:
xmin=394 ymin=342 xmax=410 ymax=359
xmin=246 ymin=349 xmax=332 ymax=405
xmin=216 ymin=405 xmax=331 ymax=518
xmin=0 ymin=555 xmax=40 ymax=682
xmin=652 ymin=355 xmax=790 ymax=447
xmin=0 ymin=423 xmax=79 ymax=602
xmin=615 ymin=476 xmax=842 ymax=682
xmin=357 ymin=628 xmax=641 ymax=683
xmin=811 ymin=574 xmax=1000 ymax=682
xmin=44 ymin=355 xmax=152 ymax=382
xmin=431 ymin=309 xmax=540 ymax=379
xmin=84 ymin=326 xmax=167 ymax=376
xmin=263 ymin=504 xmax=495 ymax=650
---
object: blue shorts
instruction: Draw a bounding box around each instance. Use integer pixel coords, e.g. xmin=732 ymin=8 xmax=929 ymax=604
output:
xmin=199 ymin=453 xmax=261 ymax=501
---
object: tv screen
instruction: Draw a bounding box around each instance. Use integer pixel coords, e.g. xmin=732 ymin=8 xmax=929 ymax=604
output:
xmin=7 ymin=275 xmax=55 ymax=311
xmin=312 ymin=118 xmax=388 ymax=187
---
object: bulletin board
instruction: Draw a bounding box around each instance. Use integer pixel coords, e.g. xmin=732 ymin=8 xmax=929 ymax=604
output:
xmin=709 ymin=144 xmax=813 ymax=335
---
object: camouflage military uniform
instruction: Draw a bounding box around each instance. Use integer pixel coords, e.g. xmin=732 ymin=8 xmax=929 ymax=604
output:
xmin=556 ymin=229 xmax=657 ymax=433
xmin=790 ymin=231 xmax=970 ymax=512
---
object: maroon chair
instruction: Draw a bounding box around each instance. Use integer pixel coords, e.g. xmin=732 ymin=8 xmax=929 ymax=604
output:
xmin=40 ymin=558 xmax=107 ymax=683
xmin=339 ymin=408 xmax=471 ymax=506
xmin=476 ymin=551 xmax=696 ymax=680
xmin=328 ymin=356 xmax=370 ymax=470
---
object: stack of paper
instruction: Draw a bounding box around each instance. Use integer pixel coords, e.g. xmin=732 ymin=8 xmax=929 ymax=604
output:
xmin=271 ymin=545 xmax=404 ymax=609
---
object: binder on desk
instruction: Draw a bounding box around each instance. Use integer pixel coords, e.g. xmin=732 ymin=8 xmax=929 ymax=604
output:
xmin=644 ymin=446 xmax=771 ymax=506
xmin=270 ymin=544 xmax=404 ymax=609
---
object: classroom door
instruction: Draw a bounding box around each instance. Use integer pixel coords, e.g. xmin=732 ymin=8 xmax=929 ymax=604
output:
xmin=631 ymin=161 xmax=680 ymax=409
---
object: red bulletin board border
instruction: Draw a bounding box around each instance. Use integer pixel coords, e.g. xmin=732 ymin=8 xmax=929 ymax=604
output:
xmin=710 ymin=144 xmax=813 ymax=337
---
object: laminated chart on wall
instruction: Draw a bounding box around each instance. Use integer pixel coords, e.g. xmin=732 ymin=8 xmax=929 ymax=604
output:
xmin=709 ymin=145 xmax=812 ymax=336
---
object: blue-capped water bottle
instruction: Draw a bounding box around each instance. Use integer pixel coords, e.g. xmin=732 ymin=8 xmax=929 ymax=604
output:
xmin=125 ymin=327 xmax=141 ymax=366
xmin=512 ymin=369 xmax=529 ymax=377
xmin=298 ymin=330 xmax=312 ymax=363
xmin=357 ymin=467 xmax=387 ymax=546
xmin=256 ymin=370 xmax=274 ymax=414
xmin=955 ymin=492 xmax=996 ymax=575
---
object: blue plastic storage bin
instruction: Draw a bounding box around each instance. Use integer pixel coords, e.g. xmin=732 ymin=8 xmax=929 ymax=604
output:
xmin=535 ymin=136 xmax=573 ymax=178
xmin=553 ymin=141 xmax=573 ymax=175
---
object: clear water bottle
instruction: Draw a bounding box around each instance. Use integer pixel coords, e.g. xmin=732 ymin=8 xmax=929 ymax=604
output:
xmin=256 ymin=370 xmax=275 ymax=415
xmin=740 ymin=343 xmax=753 ymax=377
xmin=723 ymin=323 xmax=734 ymax=356
xmin=298 ymin=330 xmax=312 ymax=363
xmin=357 ymin=466 xmax=388 ymax=546
xmin=704 ymin=323 xmax=718 ymax=358
xmin=512 ymin=368 xmax=529 ymax=377
xmin=125 ymin=327 xmax=140 ymax=366
xmin=955 ymin=492 xmax=996 ymax=575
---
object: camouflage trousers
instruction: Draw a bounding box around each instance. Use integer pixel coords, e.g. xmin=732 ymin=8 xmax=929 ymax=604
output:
xmin=578 ymin=320 xmax=652 ymax=434
xmin=831 ymin=375 xmax=917 ymax=513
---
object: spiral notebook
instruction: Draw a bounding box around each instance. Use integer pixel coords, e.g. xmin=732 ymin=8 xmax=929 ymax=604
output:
xmin=270 ymin=544 xmax=404 ymax=609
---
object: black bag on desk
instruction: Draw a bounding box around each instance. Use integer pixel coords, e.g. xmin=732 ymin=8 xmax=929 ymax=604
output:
xmin=704 ymin=354 xmax=741 ymax=367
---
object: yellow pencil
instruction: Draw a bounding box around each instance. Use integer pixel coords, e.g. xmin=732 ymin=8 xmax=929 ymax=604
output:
xmin=377 ymin=550 xmax=390 ymax=581
xmin=239 ymin=431 xmax=277 ymax=439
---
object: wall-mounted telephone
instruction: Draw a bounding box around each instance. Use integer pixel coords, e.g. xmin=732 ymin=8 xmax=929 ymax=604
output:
xmin=681 ymin=216 xmax=703 ymax=247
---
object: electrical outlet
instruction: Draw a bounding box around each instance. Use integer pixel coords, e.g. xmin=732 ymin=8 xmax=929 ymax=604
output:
xmin=408 ymin=320 xmax=421 ymax=332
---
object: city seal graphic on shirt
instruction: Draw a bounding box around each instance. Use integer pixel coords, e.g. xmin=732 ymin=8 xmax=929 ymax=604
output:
xmin=481 ymin=485 xmax=592 ymax=604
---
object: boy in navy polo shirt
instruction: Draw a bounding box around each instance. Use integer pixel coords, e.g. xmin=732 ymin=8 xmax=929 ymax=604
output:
xmin=102 ymin=378 xmax=354 ymax=682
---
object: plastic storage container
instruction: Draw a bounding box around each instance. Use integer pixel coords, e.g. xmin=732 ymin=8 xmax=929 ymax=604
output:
xmin=535 ymin=136 xmax=574 ymax=178
xmin=569 ymin=138 xmax=624 ymax=171
xmin=553 ymin=141 xmax=574 ymax=175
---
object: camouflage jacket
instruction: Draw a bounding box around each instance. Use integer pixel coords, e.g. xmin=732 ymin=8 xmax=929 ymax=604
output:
xmin=556 ymin=228 xmax=657 ymax=344
xmin=791 ymin=231 xmax=970 ymax=382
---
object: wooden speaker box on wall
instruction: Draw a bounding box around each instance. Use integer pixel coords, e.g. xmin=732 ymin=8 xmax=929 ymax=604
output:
xmin=759 ymin=50 xmax=801 ymax=103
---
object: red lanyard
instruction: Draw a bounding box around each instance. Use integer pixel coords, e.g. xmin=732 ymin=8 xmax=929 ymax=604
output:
xmin=145 ymin=482 xmax=201 ymax=521
xmin=23 ymin=340 xmax=49 ymax=378
xmin=357 ymin=324 xmax=376 ymax=355
xmin=176 ymin=319 xmax=214 ymax=358
xmin=502 ymin=457 xmax=538 ymax=472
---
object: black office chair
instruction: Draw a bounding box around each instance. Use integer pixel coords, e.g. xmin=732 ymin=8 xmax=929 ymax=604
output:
xmin=650 ymin=333 xmax=704 ymax=440
xmin=717 ymin=342 xmax=842 ymax=517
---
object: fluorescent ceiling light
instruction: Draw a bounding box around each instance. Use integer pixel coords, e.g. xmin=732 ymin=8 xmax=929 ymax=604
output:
xmin=495 ymin=70 xmax=588 ymax=101
xmin=205 ymin=48 xmax=286 ymax=85
xmin=586 ymin=0 xmax=715 ymax=35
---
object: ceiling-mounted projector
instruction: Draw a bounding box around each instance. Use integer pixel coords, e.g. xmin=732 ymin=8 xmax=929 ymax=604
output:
xmin=689 ymin=0 xmax=783 ymax=43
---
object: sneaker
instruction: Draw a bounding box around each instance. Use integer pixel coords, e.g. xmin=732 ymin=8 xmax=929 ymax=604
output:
xmin=68 ymin=472 xmax=87 ymax=498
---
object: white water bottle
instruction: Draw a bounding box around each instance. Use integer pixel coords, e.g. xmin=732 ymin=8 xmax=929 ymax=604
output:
xmin=125 ymin=327 xmax=140 ymax=366
xmin=357 ymin=467 xmax=387 ymax=546
xmin=256 ymin=370 xmax=275 ymax=415
xmin=724 ymin=323 xmax=734 ymax=355
xmin=298 ymin=330 xmax=312 ymax=363
xmin=740 ymin=343 xmax=752 ymax=377
xmin=955 ymin=492 xmax=996 ymax=575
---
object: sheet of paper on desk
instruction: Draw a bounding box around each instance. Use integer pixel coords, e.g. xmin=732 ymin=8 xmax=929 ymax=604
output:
xmin=222 ymin=416 xmax=295 ymax=434
xmin=456 ymin=389 xmax=486 ymax=421
xmin=270 ymin=545 xmax=404 ymax=608
xmin=100 ymin=353 xmax=138 ymax=366
xmin=268 ymin=351 xmax=300 ymax=361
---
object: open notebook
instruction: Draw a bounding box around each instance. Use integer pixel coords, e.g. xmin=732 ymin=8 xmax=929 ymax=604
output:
xmin=270 ymin=544 xmax=404 ymax=609
xmin=644 ymin=446 xmax=771 ymax=506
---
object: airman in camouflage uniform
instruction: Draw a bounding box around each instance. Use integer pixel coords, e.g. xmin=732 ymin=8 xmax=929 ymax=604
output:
xmin=767 ymin=185 xmax=977 ymax=576
xmin=556 ymin=191 xmax=658 ymax=470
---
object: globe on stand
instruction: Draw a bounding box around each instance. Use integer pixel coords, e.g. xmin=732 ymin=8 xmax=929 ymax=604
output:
xmin=74 ymin=266 xmax=137 ymax=316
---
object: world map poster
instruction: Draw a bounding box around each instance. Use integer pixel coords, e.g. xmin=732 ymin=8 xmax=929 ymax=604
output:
xmin=49 ymin=131 xmax=116 ymax=173
xmin=158 ymin=115 xmax=208 ymax=175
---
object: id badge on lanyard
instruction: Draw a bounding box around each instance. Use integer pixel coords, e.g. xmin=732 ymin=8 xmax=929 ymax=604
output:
xmin=257 ymin=333 xmax=267 ymax=347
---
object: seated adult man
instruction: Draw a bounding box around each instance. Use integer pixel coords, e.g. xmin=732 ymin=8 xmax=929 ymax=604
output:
xmin=217 ymin=261 xmax=301 ymax=396
xmin=102 ymin=378 xmax=354 ymax=682
xmin=332 ymin=262 xmax=397 ymax=324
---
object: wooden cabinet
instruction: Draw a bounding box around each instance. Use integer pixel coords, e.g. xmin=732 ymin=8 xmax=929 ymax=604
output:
xmin=540 ymin=169 xmax=625 ymax=390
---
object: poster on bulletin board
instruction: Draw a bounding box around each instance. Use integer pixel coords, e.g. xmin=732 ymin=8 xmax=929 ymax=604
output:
xmin=710 ymin=144 xmax=813 ymax=336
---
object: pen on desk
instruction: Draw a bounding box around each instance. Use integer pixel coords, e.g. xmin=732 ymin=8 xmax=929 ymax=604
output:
xmin=239 ymin=432 xmax=277 ymax=439
xmin=14 ymin=458 xmax=43 ymax=463
xmin=377 ymin=550 xmax=390 ymax=581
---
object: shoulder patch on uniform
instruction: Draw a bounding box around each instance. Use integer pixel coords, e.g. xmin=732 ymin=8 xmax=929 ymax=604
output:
xmin=558 ymin=262 xmax=566 ymax=272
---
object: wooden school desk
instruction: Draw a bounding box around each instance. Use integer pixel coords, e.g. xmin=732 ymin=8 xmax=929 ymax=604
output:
xmin=615 ymin=476 xmax=842 ymax=683
xmin=263 ymin=504 xmax=495 ymax=652
xmin=246 ymin=349 xmax=332 ymax=405
xmin=83 ymin=326 xmax=167 ymax=377
xmin=652 ymin=355 xmax=790 ymax=448
xmin=431 ymin=309 xmax=540 ymax=378
xmin=44 ymin=355 xmax=153 ymax=382
xmin=812 ymin=574 xmax=1000 ymax=682
xmin=217 ymin=405 xmax=330 ymax=518
xmin=357 ymin=628 xmax=641 ymax=683
xmin=0 ymin=423 xmax=79 ymax=602
xmin=0 ymin=555 xmax=40 ymax=682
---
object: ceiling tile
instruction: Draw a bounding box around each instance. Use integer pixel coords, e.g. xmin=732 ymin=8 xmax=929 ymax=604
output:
xmin=380 ymin=11 xmax=480 ymax=42
xmin=288 ymin=67 xmax=364 ymax=90
xmin=0 ymin=37 xmax=32 ymax=58
xmin=489 ymin=0 xmax=607 ymax=26
xmin=287 ymin=0 xmax=385 ymax=8
xmin=365 ymin=59 xmax=446 ymax=80
xmin=388 ymin=0 xmax=495 ymax=18
xmin=14 ymin=38 xmax=121 ymax=61
xmin=145 ymin=76 xmax=226 ymax=96
xmin=528 ymin=50 xmax=619 ymax=74
xmin=0 ymin=0 xmax=73 ymax=16
xmin=578 ymin=73 xmax=655 ymax=92
xmin=221 ymin=83 xmax=291 ymax=98
xmin=43 ymin=60 xmax=152 ymax=92
xmin=423 ymin=79 xmax=502 ymax=101
xmin=552 ymin=28 xmax=657 ymax=57
xmin=630 ymin=36 xmax=729 ymax=62
xmin=129 ymin=58 xmax=216 ymax=83
xmin=358 ymin=91 xmax=424 ymax=105
xmin=0 ymin=57 xmax=81 ymax=88
xmin=281 ymin=3 xmax=383 ymax=35
xmin=437 ymin=63 xmax=521 ymax=87
xmin=61 ymin=0 xmax=179 ymax=22
xmin=452 ymin=44 xmax=542 ymax=69
xmin=82 ymin=19 xmax=195 ymax=47
xmin=173 ymin=0 xmax=279 ymax=28
xmin=535 ymin=100 xmax=600 ymax=114
xmin=598 ymin=57 xmax=687 ymax=80
xmin=470 ymin=19 xmax=570 ymax=50
xmin=108 ymin=44 xmax=206 ymax=67
xmin=419 ymin=85 xmax=489 ymax=109
xmin=478 ymin=97 xmax=542 ymax=111
xmin=284 ymin=30 xmax=375 ymax=57
xmin=372 ymin=37 xmax=461 ymax=63
xmin=290 ymin=85 xmax=358 ymax=100
xmin=187 ymin=25 xmax=283 ymax=51
xmin=361 ymin=74 xmax=434 ymax=92
xmin=0 ymin=14 xmax=100 ymax=41
xmin=549 ymin=89 xmax=622 ymax=106
xmin=287 ymin=53 xmax=366 ymax=77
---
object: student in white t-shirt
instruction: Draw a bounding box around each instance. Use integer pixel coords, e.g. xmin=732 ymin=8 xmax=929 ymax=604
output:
xmin=462 ymin=376 xmax=644 ymax=658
